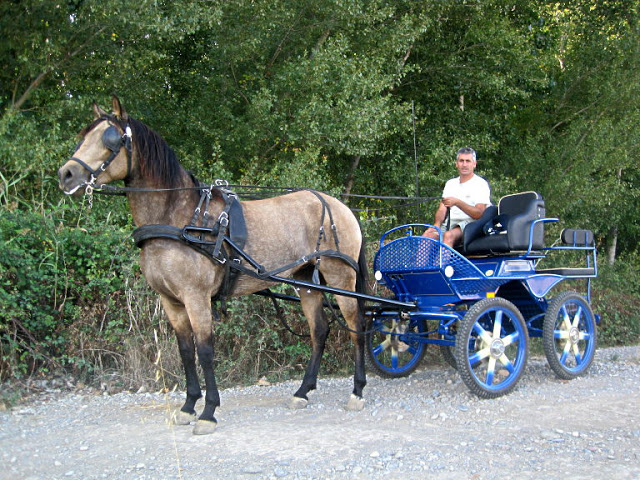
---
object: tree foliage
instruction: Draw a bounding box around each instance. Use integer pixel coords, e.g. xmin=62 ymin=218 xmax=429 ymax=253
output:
xmin=1 ymin=0 xmax=639 ymax=386
xmin=2 ymin=1 xmax=638 ymax=247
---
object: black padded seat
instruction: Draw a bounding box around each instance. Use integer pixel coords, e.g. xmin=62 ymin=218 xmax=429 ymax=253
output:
xmin=463 ymin=191 xmax=546 ymax=255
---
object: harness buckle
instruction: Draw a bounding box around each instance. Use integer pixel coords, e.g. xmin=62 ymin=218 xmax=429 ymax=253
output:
xmin=218 ymin=211 xmax=229 ymax=227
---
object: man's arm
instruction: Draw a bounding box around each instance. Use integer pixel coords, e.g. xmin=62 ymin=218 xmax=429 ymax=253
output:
xmin=432 ymin=201 xmax=448 ymax=227
xmin=442 ymin=197 xmax=487 ymax=220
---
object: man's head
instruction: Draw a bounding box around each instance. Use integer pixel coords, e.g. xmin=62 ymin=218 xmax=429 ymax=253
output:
xmin=456 ymin=147 xmax=477 ymax=179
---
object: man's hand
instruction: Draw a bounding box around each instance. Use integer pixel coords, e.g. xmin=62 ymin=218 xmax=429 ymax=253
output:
xmin=441 ymin=197 xmax=459 ymax=209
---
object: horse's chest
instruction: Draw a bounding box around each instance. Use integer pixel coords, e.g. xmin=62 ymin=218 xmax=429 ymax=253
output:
xmin=139 ymin=243 xmax=222 ymax=299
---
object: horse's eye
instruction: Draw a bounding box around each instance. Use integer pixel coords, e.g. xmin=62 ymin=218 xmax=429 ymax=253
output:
xmin=102 ymin=126 xmax=123 ymax=152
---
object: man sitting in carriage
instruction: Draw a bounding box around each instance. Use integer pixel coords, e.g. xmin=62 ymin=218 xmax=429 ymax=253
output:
xmin=422 ymin=147 xmax=491 ymax=247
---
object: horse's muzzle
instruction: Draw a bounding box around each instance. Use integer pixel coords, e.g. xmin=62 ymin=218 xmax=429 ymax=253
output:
xmin=58 ymin=161 xmax=89 ymax=195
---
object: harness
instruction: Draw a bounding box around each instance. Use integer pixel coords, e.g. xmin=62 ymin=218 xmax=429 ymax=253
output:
xmin=131 ymin=184 xmax=359 ymax=306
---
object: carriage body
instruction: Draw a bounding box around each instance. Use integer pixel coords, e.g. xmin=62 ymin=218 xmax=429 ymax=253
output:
xmin=367 ymin=193 xmax=599 ymax=398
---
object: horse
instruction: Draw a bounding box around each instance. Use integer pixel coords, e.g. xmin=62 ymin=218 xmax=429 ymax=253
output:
xmin=58 ymin=96 xmax=368 ymax=435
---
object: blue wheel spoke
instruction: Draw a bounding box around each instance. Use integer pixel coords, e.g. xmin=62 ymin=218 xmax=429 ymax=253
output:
xmin=560 ymin=345 xmax=571 ymax=365
xmin=469 ymin=347 xmax=490 ymax=367
xmin=500 ymin=355 xmax=515 ymax=373
xmin=485 ymin=358 xmax=496 ymax=385
xmin=372 ymin=341 xmax=387 ymax=357
xmin=573 ymin=347 xmax=583 ymax=365
xmin=492 ymin=311 xmax=503 ymax=338
xmin=502 ymin=331 xmax=520 ymax=347
xmin=391 ymin=351 xmax=399 ymax=369
xmin=473 ymin=323 xmax=493 ymax=345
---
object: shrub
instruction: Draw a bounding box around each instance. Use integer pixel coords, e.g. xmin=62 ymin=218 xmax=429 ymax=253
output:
xmin=592 ymin=253 xmax=640 ymax=346
xmin=0 ymin=209 xmax=137 ymax=379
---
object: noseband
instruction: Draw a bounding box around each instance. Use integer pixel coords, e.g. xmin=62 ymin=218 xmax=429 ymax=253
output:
xmin=68 ymin=117 xmax=133 ymax=192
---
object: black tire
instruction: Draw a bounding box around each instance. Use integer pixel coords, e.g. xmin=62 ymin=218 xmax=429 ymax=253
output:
xmin=455 ymin=297 xmax=529 ymax=399
xmin=440 ymin=342 xmax=457 ymax=370
xmin=543 ymin=291 xmax=597 ymax=380
xmin=365 ymin=314 xmax=427 ymax=378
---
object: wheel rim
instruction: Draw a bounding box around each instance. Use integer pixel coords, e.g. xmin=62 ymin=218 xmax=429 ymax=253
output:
xmin=464 ymin=305 xmax=527 ymax=394
xmin=368 ymin=317 xmax=425 ymax=374
xmin=550 ymin=297 xmax=596 ymax=373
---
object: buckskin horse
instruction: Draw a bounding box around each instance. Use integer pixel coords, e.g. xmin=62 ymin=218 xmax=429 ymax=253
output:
xmin=58 ymin=96 xmax=368 ymax=435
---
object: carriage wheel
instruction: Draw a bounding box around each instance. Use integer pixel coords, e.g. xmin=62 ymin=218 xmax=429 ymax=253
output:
xmin=455 ymin=297 xmax=529 ymax=398
xmin=365 ymin=314 xmax=427 ymax=378
xmin=543 ymin=291 xmax=597 ymax=380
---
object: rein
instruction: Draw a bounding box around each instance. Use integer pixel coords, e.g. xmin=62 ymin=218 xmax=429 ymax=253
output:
xmin=86 ymin=182 xmax=443 ymax=212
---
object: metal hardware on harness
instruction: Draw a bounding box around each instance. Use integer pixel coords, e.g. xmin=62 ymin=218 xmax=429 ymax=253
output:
xmin=85 ymin=181 xmax=95 ymax=209
xmin=217 ymin=211 xmax=229 ymax=228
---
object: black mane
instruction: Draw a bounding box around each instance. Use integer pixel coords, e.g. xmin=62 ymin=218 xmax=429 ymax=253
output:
xmin=128 ymin=117 xmax=184 ymax=189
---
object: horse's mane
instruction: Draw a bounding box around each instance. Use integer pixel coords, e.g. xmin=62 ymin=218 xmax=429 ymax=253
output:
xmin=128 ymin=117 xmax=184 ymax=189
xmin=80 ymin=114 xmax=226 ymax=204
xmin=80 ymin=115 xmax=198 ymax=191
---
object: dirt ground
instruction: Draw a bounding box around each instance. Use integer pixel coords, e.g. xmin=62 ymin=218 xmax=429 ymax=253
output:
xmin=1 ymin=346 xmax=639 ymax=480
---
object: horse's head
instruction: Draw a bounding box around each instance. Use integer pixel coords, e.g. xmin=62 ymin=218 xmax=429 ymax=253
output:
xmin=58 ymin=96 xmax=133 ymax=195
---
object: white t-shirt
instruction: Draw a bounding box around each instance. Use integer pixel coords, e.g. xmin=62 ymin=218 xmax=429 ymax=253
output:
xmin=442 ymin=174 xmax=491 ymax=224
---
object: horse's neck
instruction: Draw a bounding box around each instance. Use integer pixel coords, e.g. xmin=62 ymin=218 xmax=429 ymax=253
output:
xmin=127 ymin=173 xmax=206 ymax=227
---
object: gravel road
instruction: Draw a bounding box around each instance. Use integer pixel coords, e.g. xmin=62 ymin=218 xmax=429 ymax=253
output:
xmin=1 ymin=346 xmax=639 ymax=480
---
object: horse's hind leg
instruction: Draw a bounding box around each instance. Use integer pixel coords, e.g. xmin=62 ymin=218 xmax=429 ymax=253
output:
xmin=336 ymin=295 xmax=366 ymax=411
xmin=290 ymin=287 xmax=329 ymax=409
xmin=321 ymin=263 xmax=367 ymax=411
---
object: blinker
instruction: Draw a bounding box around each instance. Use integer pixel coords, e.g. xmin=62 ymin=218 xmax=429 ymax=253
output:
xmin=102 ymin=125 xmax=124 ymax=153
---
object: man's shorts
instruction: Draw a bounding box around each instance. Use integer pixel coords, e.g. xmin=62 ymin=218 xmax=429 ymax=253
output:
xmin=443 ymin=218 xmax=471 ymax=233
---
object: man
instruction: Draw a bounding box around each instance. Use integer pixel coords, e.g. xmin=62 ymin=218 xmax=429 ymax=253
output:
xmin=423 ymin=147 xmax=491 ymax=247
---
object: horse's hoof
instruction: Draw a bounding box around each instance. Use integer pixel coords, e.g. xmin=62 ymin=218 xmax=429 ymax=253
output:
xmin=170 ymin=410 xmax=196 ymax=425
xmin=193 ymin=419 xmax=218 ymax=435
xmin=345 ymin=394 xmax=365 ymax=411
xmin=289 ymin=396 xmax=308 ymax=410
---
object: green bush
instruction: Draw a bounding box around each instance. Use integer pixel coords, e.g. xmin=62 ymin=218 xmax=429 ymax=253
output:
xmin=592 ymin=253 xmax=640 ymax=347
xmin=0 ymin=209 xmax=137 ymax=379
xmin=0 ymin=208 xmax=356 ymax=391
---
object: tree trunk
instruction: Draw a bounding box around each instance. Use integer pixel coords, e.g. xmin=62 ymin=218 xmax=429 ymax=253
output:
xmin=342 ymin=154 xmax=361 ymax=203
xmin=606 ymin=167 xmax=623 ymax=266
xmin=607 ymin=227 xmax=617 ymax=265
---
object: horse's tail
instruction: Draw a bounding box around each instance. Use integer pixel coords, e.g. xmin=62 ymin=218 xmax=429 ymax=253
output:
xmin=354 ymin=234 xmax=371 ymax=332
xmin=356 ymin=236 xmax=369 ymax=296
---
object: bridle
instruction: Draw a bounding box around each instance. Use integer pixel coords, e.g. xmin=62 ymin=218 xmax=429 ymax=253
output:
xmin=66 ymin=116 xmax=133 ymax=195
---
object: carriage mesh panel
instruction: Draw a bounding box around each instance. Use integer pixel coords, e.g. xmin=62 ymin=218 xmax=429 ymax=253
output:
xmin=375 ymin=236 xmax=508 ymax=299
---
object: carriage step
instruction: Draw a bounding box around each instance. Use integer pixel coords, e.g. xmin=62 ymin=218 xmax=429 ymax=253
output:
xmin=535 ymin=267 xmax=596 ymax=277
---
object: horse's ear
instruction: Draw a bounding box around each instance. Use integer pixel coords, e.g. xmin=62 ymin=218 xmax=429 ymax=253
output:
xmin=112 ymin=95 xmax=129 ymax=121
xmin=93 ymin=101 xmax=107 ymax=119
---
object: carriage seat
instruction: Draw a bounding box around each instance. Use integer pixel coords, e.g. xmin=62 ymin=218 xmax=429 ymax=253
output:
xmin=463 ymin=191 xmax=546 ymax=255
xmin=535 ymin=228 xmax=596 ymax=276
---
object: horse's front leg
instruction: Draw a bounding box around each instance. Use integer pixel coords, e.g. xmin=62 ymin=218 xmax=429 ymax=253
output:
xmin=162 ymin=296 xmax=219 ymax=435
xmin=185 ymin=297 xmax=220 ymax=435
xmin=161 ymin=298 xmax=202 ymax=425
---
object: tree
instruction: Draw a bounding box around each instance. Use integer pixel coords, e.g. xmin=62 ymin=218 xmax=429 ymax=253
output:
xmin=505 ymin=0 xmax=640 ymax=263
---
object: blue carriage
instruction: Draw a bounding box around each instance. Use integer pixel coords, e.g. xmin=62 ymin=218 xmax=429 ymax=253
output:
xmin=367 ymin=191 xmax=599 ymax=398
